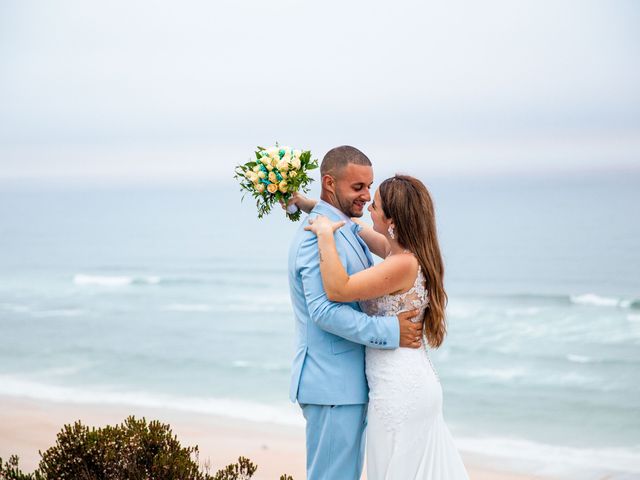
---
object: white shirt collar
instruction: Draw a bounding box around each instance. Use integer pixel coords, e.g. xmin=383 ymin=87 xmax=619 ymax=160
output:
xmin=318 ymin=199 xmax=354 ymax=226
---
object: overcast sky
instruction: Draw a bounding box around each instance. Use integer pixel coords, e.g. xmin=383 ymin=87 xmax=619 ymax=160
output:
xmin=1 ymin=0 xmax=639 ymax=184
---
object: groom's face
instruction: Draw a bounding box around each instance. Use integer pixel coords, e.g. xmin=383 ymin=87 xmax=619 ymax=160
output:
xmin=332 ymin=164 xmax=374 ymax=217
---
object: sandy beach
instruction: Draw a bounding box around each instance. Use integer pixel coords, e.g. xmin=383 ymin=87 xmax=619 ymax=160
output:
xmin=0 ymin=396 xmax=558 ymax=480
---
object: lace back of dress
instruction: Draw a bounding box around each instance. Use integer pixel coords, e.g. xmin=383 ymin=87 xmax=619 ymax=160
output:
xmin=359 ymin=264 xmax=429 ymax=319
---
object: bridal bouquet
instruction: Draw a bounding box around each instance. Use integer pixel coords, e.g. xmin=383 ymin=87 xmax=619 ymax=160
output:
xmin=234 ymin=144 xmax=318 ymax=221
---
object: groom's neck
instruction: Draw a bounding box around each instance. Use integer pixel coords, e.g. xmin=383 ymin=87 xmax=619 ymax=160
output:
xmin=320 ymin=192 xmax=351 ymax=218
xmin=320 ymin=192 xmax=339 ymax=210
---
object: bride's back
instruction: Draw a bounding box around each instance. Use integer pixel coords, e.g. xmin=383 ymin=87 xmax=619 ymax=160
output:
xmin=359 ymin=261 xmax=428 ymax=320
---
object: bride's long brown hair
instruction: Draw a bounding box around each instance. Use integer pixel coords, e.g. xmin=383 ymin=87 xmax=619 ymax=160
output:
xmin=379 ymin=175 xmax=447 ymax=348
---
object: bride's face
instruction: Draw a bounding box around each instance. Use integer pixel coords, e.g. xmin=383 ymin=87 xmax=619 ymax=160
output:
xmin=368 ymin=189 xmax=391 ymax=236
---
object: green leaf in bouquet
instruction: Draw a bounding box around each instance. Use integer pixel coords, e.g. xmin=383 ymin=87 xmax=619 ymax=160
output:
xmin=286 ymin=209 xmax=302 ymax=222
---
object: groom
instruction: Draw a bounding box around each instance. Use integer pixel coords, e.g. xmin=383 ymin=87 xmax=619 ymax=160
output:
xmin=288 ymin=146 xmax=423 ymax=480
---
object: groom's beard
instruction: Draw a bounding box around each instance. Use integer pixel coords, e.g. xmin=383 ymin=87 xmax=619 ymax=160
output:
xmin=336 ymin=194 xmax=366 ymax=218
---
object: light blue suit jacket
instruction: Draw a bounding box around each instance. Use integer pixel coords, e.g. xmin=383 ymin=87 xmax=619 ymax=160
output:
xmin=288 ymin=202 xmax=400 ymax=405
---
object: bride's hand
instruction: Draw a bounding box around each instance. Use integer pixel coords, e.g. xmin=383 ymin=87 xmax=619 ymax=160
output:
xmin=304 ymin=215 xmax=345 ymax=236
xmin=280 ymin=192 xmax=317 ymax=214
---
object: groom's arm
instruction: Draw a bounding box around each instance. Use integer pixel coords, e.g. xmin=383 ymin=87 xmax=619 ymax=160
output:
xmin=297 ymin=234 xmax=400 ymax=349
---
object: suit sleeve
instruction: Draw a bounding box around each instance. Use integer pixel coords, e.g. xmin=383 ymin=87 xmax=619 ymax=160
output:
xmin=297 ymin=232 xmax=399 ymax=349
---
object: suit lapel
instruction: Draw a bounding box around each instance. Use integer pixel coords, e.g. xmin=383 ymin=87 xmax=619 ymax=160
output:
xmin=339 ymin=228 xmax=370 ymax=270
xmin=311 ymin=203 xmax=369 ymax=270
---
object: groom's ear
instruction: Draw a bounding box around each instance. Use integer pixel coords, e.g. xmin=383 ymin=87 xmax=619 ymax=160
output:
xmin=322 ymin=174 xmax=336 ymax=194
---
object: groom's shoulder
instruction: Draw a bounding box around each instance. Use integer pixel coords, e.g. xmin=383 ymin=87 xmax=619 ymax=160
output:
xmin=288 ymin=219 xmax=318 ymax=271
xmin=290 ymin=217 xmax=318 ymax=249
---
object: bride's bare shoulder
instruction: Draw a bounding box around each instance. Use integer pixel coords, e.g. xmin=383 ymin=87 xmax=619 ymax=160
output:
xmin=382 ymin=252 xmax=420 ymax=293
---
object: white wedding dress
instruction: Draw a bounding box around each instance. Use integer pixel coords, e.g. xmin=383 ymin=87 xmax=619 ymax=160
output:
xmin=360 ymin=264 xmax=469 ymax=480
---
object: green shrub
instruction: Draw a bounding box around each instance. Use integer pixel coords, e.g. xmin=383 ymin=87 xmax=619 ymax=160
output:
xmin=0 ymin=416 xmax=292 ymax=480
xmin=210 ymin=457 xmax=256 ymax=480
xmin=0 ymin=455 xmax=43 ymax=480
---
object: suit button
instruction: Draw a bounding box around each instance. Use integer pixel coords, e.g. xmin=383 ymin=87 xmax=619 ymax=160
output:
xmin=383 ymin=341 xmax=387 ymax=345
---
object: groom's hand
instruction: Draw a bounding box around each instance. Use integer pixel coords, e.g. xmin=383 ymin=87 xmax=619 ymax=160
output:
xmin=280 ymin=192 xmax=317 ymax=214
xmin=398 ymin=309 xmax=423 ymax=348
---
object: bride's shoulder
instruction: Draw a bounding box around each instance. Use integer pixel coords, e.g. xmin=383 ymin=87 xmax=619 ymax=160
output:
xmin=380 ymin=253 xmax=420 ymax=294
xmin=382 ymin=251 xmax=419 ymax=275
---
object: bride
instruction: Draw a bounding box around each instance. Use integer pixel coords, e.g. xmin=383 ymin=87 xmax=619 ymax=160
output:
xmin=296 ymin=174 xmax=469 ymax=479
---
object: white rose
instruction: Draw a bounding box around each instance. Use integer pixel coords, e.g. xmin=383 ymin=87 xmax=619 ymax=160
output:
xmin=291 ymin=158 xmax=301 ymax=170
xmin=281 ymin=154 xmax=291 ymax=165
xmin=293 ymin=149 xmax=301 ymax=158
xmin=267 ymin=147 xmax=279 ymax=159
xmin=277 ymin=160 xmax=289 ymax=172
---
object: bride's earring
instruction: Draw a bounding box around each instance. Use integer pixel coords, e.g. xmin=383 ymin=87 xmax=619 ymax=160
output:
xmin=388 ymin=225 xmax=395 ymax=239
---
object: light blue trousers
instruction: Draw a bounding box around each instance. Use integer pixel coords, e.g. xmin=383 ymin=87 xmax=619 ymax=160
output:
xmin=300 ymin=403 xmax=367 ymax=480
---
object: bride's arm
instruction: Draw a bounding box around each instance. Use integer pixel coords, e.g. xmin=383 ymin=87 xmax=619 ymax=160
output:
xmin=351 ymin=218 xmax=391 ymax=259
xmin=306 ymin=216 xmax=416 ymax=303
xmin=285 ymin=195 xmax=390 ymax=259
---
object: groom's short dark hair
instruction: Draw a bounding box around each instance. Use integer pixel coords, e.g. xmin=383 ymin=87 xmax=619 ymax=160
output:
xmin=320 ymin=146 xmax=372 ymax=177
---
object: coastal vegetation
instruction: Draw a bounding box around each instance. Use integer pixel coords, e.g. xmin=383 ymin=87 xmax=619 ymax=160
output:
xmin=0 ymin=416 xmax=293 ymax=480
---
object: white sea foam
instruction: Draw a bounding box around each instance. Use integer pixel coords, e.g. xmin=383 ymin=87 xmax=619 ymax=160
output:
xmin=505 ymin=307 xmax=541 ymax=317
xmin=215 ymin=292 xmax=292 ymax=312
xmin=446 ymin=304 xmax=480 ymax=319
xmin=74 ymin=274 xmax=133 ymax=286
xmin=40 ymin=364 xmax=92 ymax=376
xmin=566 ymin=354 xmax=592 ymax=363
xmin=232 ymin=360 xmax=289 ymax=371
xmin=32 ymin=308 xmax=85 ymax=318
xmin=0 ymin=375 xmax=303 ymax=427
xmin=222 ymin=304 xmax=290 ymax=313
xmin=464 ymin=367 xmax=526 ymax=382
xmin=1 ymin=303 xmax=85 ymax=318
xmin=556 ymin=371 xmax=596 ymax=387
xmin=0 ymin=303 xmax=31 ymax=313
xmin=570 ymin=293 xmax=632 ymax=308
xmin=162 ymin=303 xmax=213 ymax=312
xmin=73 ymin=274 xmax=160 ymax=287
xmin=455 ymin=434 xmax=640 ymax=476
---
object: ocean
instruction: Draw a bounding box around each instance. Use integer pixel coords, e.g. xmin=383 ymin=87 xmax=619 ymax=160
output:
xmin=0 ymin=173 xmax=639 ymax=478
